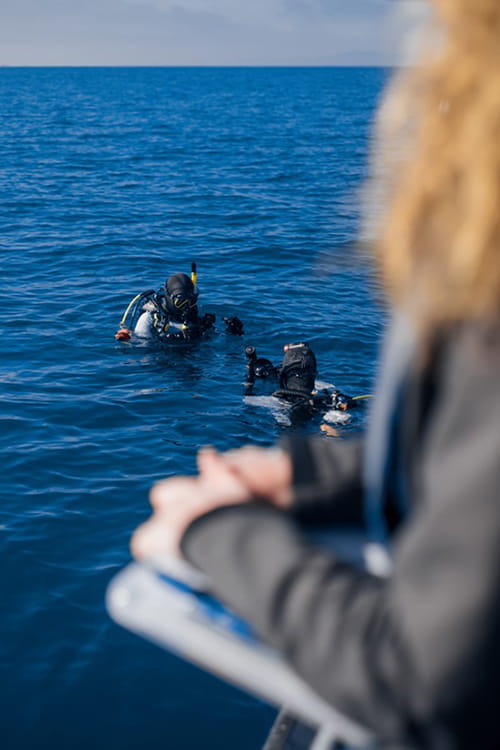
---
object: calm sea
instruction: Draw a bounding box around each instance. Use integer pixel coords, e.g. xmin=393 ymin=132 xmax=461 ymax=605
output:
xmin=1 ymin=67 xmax=389 ymax=750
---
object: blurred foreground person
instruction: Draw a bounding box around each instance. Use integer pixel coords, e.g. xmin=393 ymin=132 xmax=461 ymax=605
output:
xmin=131 ymin=2 xmax=500 ymax=748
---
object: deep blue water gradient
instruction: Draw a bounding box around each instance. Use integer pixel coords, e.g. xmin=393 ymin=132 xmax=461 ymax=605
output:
xmin=0 ymin=67 xmax=389 ymax=750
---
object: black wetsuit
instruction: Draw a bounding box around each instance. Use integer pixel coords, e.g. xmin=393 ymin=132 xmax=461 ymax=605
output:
xmin=245 ymin=343 xmax=358 ymax=415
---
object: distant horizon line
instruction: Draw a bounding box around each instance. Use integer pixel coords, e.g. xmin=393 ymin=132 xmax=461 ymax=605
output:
xmin=0 ymin=63 xmax=400 ymax=69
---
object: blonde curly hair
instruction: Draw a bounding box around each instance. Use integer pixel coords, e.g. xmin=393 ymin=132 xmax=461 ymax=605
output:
xmin=375 ymin=0 xmax=500 ymax=330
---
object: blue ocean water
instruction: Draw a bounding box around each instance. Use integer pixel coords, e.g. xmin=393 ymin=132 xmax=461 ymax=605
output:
xmin=0 ymin=67 xmax=389 ymax=750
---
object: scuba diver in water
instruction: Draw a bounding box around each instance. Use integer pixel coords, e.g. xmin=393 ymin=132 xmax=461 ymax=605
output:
xmin=115 ymin=263 xmax=243 ymax=343
xmin=245 ymin=341 xmax=367 ymax=418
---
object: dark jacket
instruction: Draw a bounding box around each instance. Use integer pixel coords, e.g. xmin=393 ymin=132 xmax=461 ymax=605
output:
xmin=181 ymin=321 xmax=500 ymax=749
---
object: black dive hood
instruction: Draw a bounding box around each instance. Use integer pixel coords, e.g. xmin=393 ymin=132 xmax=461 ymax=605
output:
xmin=164 ymin=273 xmax=199 ymax=323
xmin=279 ymin=342 xmax=317 ymax=394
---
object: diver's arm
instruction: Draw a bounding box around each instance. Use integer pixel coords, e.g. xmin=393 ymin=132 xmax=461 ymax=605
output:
xmin=280 ymin=434 xmax=365 ymax=526
xmin=223 ymin=316 xmax=244 ymax=335
xmin=200 ymin=312 xmax=216 ymax=332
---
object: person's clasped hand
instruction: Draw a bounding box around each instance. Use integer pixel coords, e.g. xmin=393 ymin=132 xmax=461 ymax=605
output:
xmin=131 ymin=446 xmax=293 ymax=560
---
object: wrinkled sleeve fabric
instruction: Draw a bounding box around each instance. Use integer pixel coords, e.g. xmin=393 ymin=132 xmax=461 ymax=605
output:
xmin=279 ymin=434 xmax=365 ymax=526
xmin=181 ymin=329 xmax=500 ymax=749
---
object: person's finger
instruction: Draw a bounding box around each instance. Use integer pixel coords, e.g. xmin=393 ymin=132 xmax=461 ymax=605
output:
xmin=320 ymin=424 xmax=339 ymax=437
xmin=197 ymin=446 xmax=225 ymax=476
xmin=198 ymin=450 xmax=252 ymax=493
xmin=222 ymin=446 xmax=281 ymax=487
xmin=221 ymin=446 xmax=263 ymax=477
xmin=198 ymin=470 xmax=251 ymax=505
xmin=131 ymin=516 xmax=178 ymax=559
xmin=223 ymin=445 xmax=262 ymax=463
xmin=149 ymin=477 xmax=200 ymax=510
xmin=222 ymin=446 xmax=292 ymax=508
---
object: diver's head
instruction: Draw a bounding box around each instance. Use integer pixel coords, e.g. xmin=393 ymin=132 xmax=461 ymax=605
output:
xmin=279 ymin=342 xmax=317 ymax=394
xmin=164 ymin=273 xmax=199 ymax=323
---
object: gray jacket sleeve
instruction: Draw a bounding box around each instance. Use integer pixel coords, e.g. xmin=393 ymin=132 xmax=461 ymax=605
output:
xmin=280 ymin=435 xmax=365 ymax=526
xmin=181 ymin=328 xmax=500 ymax=748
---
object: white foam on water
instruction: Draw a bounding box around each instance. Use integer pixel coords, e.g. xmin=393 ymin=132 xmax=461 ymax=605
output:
xmin=315 ymin=379 xmax=335 ymax=391
xmin=243 ymin=395 xmax=292 ymax=426
xmin=322 ymin=409 xmax=351 ymax=426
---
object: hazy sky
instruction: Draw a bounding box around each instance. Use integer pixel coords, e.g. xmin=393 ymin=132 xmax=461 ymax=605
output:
xmin=1 ymin=0 xmax=429 ymax=66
